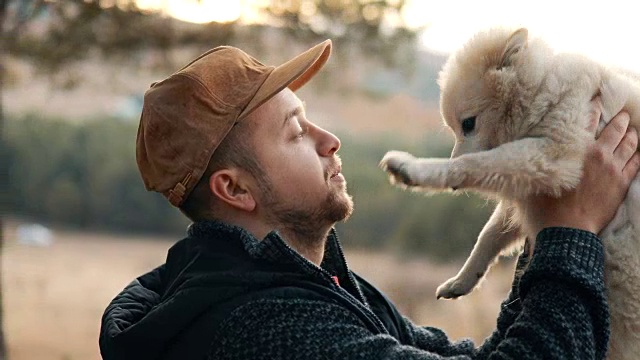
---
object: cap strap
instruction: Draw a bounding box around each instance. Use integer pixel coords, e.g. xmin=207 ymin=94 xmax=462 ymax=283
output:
xmin=168 ymin=172 xmax=193 ymax=206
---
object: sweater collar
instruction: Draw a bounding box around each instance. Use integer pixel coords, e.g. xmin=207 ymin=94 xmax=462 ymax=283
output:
xmin=185 ymin=220 xmax=366 ymax=302
xmin=187 ymin=220 xmax=343 ymax=273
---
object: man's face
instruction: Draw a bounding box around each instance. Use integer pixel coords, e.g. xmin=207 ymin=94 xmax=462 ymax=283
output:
xmin=245 ymin=89 xmax=353 ymax=237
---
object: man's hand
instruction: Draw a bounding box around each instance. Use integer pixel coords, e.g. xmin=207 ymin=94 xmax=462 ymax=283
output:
xmin=529 ymin=102 xmax=640 ymax=236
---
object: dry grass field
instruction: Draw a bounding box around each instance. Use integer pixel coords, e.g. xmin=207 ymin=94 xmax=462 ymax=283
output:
xmin=3 ymin=220 xmax=515 ymax=360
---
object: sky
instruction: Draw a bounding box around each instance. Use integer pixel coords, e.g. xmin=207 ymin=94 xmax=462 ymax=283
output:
xmin=135 ymin=0 xmax=640 ymax=73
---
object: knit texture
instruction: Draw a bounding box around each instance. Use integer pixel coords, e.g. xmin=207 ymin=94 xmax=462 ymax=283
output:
xmin=99 ymin=222 xmax=610 ymax=360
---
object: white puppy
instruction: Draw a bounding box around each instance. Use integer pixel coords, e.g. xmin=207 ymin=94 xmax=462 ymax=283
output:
xmin=380 ymin=28 xmax=640 ymax=359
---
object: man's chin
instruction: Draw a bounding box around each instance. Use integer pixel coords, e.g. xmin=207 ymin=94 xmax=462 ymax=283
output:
xmin=328 ymin=192 xmax=354 ymax=223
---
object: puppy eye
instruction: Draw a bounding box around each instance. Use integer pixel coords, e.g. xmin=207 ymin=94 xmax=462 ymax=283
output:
xmin=461 ymin=116 xmax=476 ymax=136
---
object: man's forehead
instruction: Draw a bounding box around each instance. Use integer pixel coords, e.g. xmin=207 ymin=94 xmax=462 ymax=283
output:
xmin=247 ymin=89 xmax=304 ymax=124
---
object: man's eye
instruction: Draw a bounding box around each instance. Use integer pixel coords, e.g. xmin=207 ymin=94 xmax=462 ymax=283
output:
xmin=296 ymin=126 xmax=307 ymax=138
xmin=461 ymin=116 xmax=476 ymax=136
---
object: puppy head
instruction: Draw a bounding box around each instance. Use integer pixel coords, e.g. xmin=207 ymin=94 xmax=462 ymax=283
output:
xmin=438 ymin=28 xmax=547 ymax=158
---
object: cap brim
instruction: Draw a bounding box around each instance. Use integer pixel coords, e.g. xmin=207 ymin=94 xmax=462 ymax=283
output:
xmin=238 ymin=39 xmax=332 ymax=120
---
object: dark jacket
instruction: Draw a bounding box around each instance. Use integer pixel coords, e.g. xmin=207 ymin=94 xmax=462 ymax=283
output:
xmin=99 ymin=221 xmax=609 ymax=359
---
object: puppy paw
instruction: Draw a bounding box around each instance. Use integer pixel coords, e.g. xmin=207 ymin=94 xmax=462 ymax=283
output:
xmin=379 ymin=151 xmax=418 ymax=187
xmin=380 ymin=151 xmax=452 ymax=190
xmin=435 ymin=275 xmax=477 ymax=300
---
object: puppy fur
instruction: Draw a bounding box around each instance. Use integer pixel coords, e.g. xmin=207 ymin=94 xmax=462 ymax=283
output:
xmin=380 ymin=28 xmax=640 ymax=359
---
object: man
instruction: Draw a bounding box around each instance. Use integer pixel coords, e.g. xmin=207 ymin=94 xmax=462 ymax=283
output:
xmin=99 ymin=40 xmax=640 ymax=359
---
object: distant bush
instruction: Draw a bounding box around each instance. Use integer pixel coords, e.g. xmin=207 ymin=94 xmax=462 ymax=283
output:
xmin=5 ymin=115 xmax=189 ymax=234
xmin=5 ymin=115 xmax=493 ymax=261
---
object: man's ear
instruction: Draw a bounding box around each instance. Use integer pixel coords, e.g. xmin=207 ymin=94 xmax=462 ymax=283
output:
xmin=209 ymin=169 xmax=256 ymax=212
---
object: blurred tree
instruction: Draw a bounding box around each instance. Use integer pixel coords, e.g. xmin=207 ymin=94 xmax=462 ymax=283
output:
xmin=1 ymin=0 xmax=10 ymax=356
xmin=5 ymin=0 xmax=238 ymax=73
xmin=6 ymin=0 xmax=419 ymax=74
xmin=262 ymin=0 xmax=418 ymax=67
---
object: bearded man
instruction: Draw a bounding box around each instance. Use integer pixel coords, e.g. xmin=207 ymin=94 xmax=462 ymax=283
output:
xmin=99 ymin=40 xmax=640 ymax=360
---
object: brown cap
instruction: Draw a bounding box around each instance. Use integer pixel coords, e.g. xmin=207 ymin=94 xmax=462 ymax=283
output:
xmin=136 ymin=40 xmax=332 ymax=207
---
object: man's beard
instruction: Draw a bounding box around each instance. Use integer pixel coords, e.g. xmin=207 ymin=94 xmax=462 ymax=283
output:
xmin=259 ymin=179 xmax=353 ymax=245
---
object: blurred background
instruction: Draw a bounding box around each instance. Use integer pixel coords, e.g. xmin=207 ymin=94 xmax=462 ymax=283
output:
xmin=3 ymin=1 xmax=640 ymax=359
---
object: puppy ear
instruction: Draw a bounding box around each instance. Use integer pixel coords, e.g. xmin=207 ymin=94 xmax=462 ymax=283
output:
xmin=499 ymin=28 xmax=528 ymax=69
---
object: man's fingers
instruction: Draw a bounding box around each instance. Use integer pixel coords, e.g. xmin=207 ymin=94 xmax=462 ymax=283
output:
xmin=586 ymin=97 xmax=603 ymax=134
xmin=622 ymin=151 xmax=640 ymax=183
xmin=614 ymin=127 xmax=639 ymax=165
xmin=598 ymin=111 xmax=630 ymax=153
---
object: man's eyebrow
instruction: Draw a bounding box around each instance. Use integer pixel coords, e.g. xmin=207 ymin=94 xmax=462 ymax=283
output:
xmin=282 ymin=102 xmax=306 ymax=126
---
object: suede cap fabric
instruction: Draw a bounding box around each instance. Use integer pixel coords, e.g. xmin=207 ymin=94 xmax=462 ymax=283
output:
xmin=136 ymin=40 xmax=332 ymax=207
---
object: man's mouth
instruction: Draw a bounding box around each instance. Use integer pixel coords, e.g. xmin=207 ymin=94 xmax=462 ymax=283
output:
xmin=326 ymin=156 xmax=343 ymax=181
xmin=329 ymin=165 xmax=342 ymax=179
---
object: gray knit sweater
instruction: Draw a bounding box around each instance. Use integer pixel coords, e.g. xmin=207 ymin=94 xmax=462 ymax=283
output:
xmin=100 ymin=222 xmax=609 ymax=360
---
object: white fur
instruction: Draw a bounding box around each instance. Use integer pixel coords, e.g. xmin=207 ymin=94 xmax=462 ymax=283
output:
xmin=380 ymin=28 xmax=640 ymax=359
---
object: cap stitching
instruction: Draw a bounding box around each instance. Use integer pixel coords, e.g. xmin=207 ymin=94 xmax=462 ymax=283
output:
xmin=173 ymin=72 xmax=242 ymax=112
xmin=237 ymin=67 xmax=275 ymax=120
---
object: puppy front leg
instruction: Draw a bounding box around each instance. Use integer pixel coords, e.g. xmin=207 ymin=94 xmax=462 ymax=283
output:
xmin=380 ymin=150 xmax=451 ymax=190
xmin=436 ymin=202 xmax=523 ymax=299
xmin=381 ymin=138 xmax=584 ymax=199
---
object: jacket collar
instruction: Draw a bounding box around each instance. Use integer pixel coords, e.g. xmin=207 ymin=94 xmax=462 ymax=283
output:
xmin=184 ymin=220 xmax=367 ymax=303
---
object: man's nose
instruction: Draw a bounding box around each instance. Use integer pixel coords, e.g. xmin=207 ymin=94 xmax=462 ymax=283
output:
xmin=316 ymin=127 xmax=341 ymax=156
